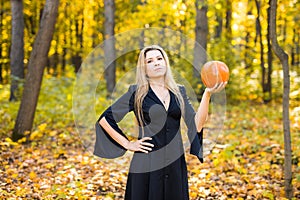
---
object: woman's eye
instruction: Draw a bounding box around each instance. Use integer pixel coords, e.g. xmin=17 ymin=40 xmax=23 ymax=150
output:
xmin=147 ymin=60 xmax=152 ymax=64
xmin=158 ymin=57 xmax=163 ymax=60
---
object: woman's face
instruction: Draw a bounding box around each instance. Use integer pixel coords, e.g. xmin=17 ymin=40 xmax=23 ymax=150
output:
xmin=145 ymin=50 xmax=167 ymax=79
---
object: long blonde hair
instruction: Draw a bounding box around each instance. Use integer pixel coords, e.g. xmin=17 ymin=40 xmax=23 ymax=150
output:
xmin=134 ymin=45 xmax=185 ymax=133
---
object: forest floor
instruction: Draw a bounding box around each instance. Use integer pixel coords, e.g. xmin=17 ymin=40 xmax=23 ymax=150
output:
xmin=0 ymin=97 xmax=299 ymax=199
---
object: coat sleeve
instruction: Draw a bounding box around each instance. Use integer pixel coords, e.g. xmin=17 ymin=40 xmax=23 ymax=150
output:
xmin=179 ymin=85 xmax=203 ymax=163
xmin=93 ymin=85 xmax=136 ymax=159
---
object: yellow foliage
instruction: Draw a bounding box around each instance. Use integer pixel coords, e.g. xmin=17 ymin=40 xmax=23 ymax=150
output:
xmin=30 ymin=130 xmax=42 ymax=140
xmin=49 ymin=130 xmax=57 ymax=137
xmin=38 ymin=123 xmax=47 ymax=132
xmin=4 ymin=137 xmax=19 ymax=146
xmin=29 ymin=171 xmax=37 ymax=180
xmin=17 ymin=137 xmax=27 ymax=143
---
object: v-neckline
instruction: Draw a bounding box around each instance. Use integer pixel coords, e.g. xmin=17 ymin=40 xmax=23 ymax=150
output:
xmin=149 ymin=86 xmax=171 ymax=112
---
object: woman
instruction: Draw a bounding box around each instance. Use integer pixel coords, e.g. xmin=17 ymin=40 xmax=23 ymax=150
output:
xmin=94 ymin=45 xmax=226 ymax=200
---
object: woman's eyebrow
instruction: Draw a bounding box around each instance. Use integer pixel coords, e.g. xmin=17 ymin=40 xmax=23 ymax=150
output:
xmin=146 ymin=55 xmax=162 ymax=60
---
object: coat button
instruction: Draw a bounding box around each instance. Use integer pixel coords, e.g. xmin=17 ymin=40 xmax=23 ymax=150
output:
xmin=165 ymin=174 xmax=169 ymax=179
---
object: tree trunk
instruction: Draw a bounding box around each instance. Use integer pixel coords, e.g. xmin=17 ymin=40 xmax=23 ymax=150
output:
xmin=193 ymin=0 xmax=208 ymax=76
xmin=0 ymin=0 xmax=4 ymax=83
xmin=104 ymin=0 xmax=116 ymax=97
xmin=225 ymin=0 xmax=232 ymax=40
xmin=291 ymin=28 xmax=295 ymax=67
xmin=269 ymin=0 xmax=293 ymax=198
xmin=244 ymin=30 xmax=251 ymax=70
xmin=72 ymin=14 xmax=83 ymax=73
xmin=12 ymin=0 xmax=60 ymax=141
xmin=291 ymin=28 xmax=300 ymax=68
xmin=297 ymin=30 xmax=300 ymax=67
xmin=244 ymin=8 xmax=253 ymax=70
xmin=295 ymin=28 xmax=300 ymax=66
xmin=62 ymin=45 xmax=67 ymax=73
xmin=266 ymin=4 xmax=272 ymax=102
xmin=139 ymin=29 xmax=145 ymax=49
xmin=255 ymin=0 xmax=270 ymax=103
xmin=215 ymin=14 xmax=222 ymax=39
xmin=9 ymin=0 xmax=25 ymax=101
xmin=179 ymin=0 xmax=187 ymax=58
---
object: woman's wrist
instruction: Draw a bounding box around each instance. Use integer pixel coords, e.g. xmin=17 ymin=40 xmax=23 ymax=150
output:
xmin=204 ymin=88 xmax=212 ymax=98
xmin=123 ymin=140 xmax=130 ymax=150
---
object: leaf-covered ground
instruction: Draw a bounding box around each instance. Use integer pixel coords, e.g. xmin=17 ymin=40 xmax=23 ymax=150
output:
xmin=1 ymin=76 xmax=300 ymax=199
xmin=1 ymin=101 xmax=299 ymax=199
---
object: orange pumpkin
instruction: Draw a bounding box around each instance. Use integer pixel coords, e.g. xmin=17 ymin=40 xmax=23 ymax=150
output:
xmin=200 ymin=61 xmax=229 ymax=88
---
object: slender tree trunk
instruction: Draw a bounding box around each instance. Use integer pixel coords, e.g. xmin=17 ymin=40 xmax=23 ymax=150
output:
xmin=291 ymin=28 xmax=300 ymax=68
xmin=225 ymin=0 xmax=232 ymax=40
xmin=139 ymin=29 xmax=145 ymax=49
xmin=12 ymin=0 xmax=60 ymax=141
xmin=61 ymin=4 xmax=68 ymax=73
xmin=291 ymin=28 xmax=295 ymax=67
xmin=270 ymin=0 xmax=293 ymax=198
xmin=72 ymin=13 xmax=83 ymax=73
xmin=179 ymin=0 xmax=187 ymax=58
xmin=297 ymin=31 xmax=300 ymax=67
xmin=0 ymin=65 xmax=2 ymax=83
xmin=244 ymin=0 xmax=253 ymax=70
xmin=266 ymin=4 xmax=272 ymax=102
xmin=10 ymin=0 xmax=25 ymax=101
xmin=244 ymin=30 xmax=251 ymax=70
xmin=0 ymin=0 xmax=4 ymax=83
xmin=255 ymin=0 xmax=269 ymax=103
xmin=193 ymin=0 xmax=208 ymax=77
xmin=244 ymin=8 xmax=253 ymax=70
xmin=215 ymin=14 xmax=222 ymax=39
xmin=52 ymin=34 xmax=60 ymax=76
xmin=136 ymin=0 xmax=145 ymax=51
xmin=104 ymin=0 xmax=116 ymax=97
xmin=283 ymin=18 xmax=287 ymax=44
xmin=62 ymin=43 xmax=67 ymax=73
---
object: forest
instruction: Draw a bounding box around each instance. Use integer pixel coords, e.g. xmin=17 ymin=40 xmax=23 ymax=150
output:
xmin=0 ymin=0 xmax=299 ymax=199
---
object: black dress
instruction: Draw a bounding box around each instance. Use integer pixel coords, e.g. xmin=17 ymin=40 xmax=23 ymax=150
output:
xmin=94 ymin=85 xmax=203 ymax=200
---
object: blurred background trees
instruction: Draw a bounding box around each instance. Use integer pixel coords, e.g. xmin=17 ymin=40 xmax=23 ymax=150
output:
xmin=0 ymin=0 xmax=298 ymax=101
xmin=0 ymin=0 xmax=299 ymax=198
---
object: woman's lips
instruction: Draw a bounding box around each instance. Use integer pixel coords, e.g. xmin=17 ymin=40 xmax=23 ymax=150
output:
xmin=154 ymin=67 xmax=163 ymax=71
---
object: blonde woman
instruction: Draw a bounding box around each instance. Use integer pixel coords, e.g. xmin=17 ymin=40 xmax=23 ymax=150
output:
xmin=94 ymin=45 xmax=226 ymax=200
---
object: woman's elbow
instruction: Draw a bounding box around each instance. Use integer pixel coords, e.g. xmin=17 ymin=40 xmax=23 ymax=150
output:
xmin=194 ymin=117 xmax=203 ymax=132
xmin=196 ymin=125 xmax=202 ymax=133
xmin=99 ymin=117 xmax=106 ymax=127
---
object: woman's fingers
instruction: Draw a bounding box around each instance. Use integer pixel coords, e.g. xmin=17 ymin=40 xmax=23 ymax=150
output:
xmin=141 ymin=137 xmax=152 ymax=142
xmin=215 ymin=82 xmax=227 ymax=92
xmin=137 ymin=143 xmax=152 ymax=153
xmin=139 ymin=137 xmax=154 ymax=153
xmin=140 ymin=145 xmax=152 ymax=152
xmin=206 ymin=81 xmax=227 ymax=93
xmin=141 ymin=141 xmax=154 ymax=147
xmin=126 ymin=137 xmax=154 ymax=153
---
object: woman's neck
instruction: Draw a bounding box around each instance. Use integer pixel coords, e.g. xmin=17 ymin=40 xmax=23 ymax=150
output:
xmin=149 ymin=78 xmax=165 ymax=88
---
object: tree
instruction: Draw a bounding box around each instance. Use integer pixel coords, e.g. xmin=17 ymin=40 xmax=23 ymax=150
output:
xmin=193 ymin=0 xmax=208 ymax=81
xmin=266 ymin=4 xmax=273 ymax=101
xmin=9 ymin=0 xmax=25 ymax=101
xmin=104 ymin=0 xmax=116 ymax=97
xmin=269 ymin=0 xmax=293 ymax=198
xmin=0 ymin=0 xmax=5 ymax=83
xmin=224 ymin=0 xmax=232 ymax=40
xmin=255 ymin=0 xmax=272 ymax=103
xmin=12 ymin=0 xmax=60 ymax=141
xmin=71 ymin=8 xmax=84 ymax=74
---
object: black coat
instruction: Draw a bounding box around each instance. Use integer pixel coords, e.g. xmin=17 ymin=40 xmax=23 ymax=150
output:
xmin=94 ymin=85 xmax=203 ymax=200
